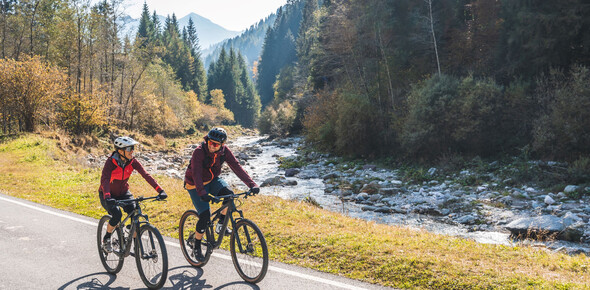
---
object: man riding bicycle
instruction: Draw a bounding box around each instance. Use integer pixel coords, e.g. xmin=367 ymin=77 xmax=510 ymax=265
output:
xmin=99 ymin=136 xmax=167 ymax=252
xmin=184 ymin=127 xmax=259 ymax=261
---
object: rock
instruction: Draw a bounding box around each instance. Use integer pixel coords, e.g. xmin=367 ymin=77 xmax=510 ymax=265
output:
xmin=237 ymin=152 xmax=249 ymax=160
xmin=284 ymin=168 xmax=300 ymax=177
xmin=428 ymin=167 xmax=437 ymax=175
xmin=261 ymin=176 xmax=285 ymax=187
xmin=322 ymin=172 xmax=339 ymax=180
xmin=564 ymin=185 xmax=580 ymax=193
xmin=379 ymin=188 xmax=397 ymax=195
xmin=544 ymin=195 xmax=556 ymax=205
xmin=504 ymin=215 xmax=583 ymax=242
xmin=356 ymin=192 xmax=369 ymax=201
xmin=456 ymin=215 xmax=477 ymax=225
xmin=368 ymin=194 xmax=382 ymax=202
xmin=285 ymin=180 xmax=298 ymax=186
xmin=375 ymin=207 xmax=392 ymax=213
xmin=361 ymin=205 xmax=378 ymax=212
xmin=360 ymin=183 xmax=381 ymax=194
xmin=362 ymin=164 xmax=377 ymax=171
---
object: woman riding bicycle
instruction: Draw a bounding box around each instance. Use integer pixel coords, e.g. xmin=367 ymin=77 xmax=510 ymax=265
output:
xmin=99 ymin=136 xmax=167 ymax=252
xmin=184 ymin=127 xmax=259 ymax=261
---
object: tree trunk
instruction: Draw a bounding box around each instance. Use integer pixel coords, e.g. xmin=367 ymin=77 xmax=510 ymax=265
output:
xmin=29 ymin=0 xmax=39 ymax=55
xmin=428 ymin=0 xmax=441 ymax=76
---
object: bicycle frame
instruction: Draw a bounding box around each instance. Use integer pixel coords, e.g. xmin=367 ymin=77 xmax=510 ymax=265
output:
xmin=114 ymin=197 xmax=156 ymax=258
xmin=206 ymin=191 xmax=251 ymax=252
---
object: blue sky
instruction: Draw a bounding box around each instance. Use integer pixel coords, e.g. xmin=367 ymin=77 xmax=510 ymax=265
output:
xmin=125 ymin=0 xmax=288 ymax=31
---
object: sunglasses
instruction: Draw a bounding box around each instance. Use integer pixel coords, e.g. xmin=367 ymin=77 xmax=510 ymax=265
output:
xmin=124 ymin=146 xmax=134 ymax=152
xmin=208 ymin=140 xmax=222 ymax=147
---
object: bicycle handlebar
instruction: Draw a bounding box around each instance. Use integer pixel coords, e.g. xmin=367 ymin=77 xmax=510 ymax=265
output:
xmin=114 ymin=195 xmax=162 ymax=206
xmin=211 ymin=189 xmax=255 ymax=202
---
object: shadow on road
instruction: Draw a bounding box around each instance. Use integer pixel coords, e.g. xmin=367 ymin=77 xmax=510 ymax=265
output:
xmin=58 ymin=272 xmax=128 ymax=289
xmin=57 ymin=266 xmax=260 ymax=289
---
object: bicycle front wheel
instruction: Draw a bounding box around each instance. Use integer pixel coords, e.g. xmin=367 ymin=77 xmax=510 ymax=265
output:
xmin=179 ymin=210 xmax=213 ymax=267
xmin=97 ymin=215 xmax=124 ymax=274
xmin=135 ymin=224 xmax=168 ymax=289
xmin=230 ymin=219 xmax=269 ymax=283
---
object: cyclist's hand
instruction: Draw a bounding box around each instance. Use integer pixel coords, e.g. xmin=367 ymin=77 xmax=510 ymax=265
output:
xmin=157 ymin=190 xmax=167 ymax=200
xmin=250 ymin=187 xmax=260 ymax=195
xmin=200 ymin=194 xmax=212 ymax=203
xmin=105 ymin=198 xmax=116 ymax=207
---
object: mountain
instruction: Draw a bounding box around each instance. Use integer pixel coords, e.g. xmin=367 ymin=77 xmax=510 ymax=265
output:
xmin=203 ymin=12 xmax=277 ymax=77
xmin=118 ymin=13 xmax=241 ymax=49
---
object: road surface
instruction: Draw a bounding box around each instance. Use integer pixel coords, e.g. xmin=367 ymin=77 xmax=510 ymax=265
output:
xmin=0 ymin=193 xmax=391 ymax=289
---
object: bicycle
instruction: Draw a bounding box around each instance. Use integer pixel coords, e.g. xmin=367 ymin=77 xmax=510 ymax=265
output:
xmin=178 ymin=189 xmax=269 ymax=283
xmin=97 ymin=195 xmax=168 ymax=289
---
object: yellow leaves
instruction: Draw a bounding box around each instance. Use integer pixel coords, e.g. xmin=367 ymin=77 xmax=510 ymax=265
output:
xmin=0 ymin=56 xmax=67 ymax=132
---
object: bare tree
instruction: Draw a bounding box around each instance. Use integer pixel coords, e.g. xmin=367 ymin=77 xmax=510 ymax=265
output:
xmin=427 ymin=0 xmax=441 ymax=76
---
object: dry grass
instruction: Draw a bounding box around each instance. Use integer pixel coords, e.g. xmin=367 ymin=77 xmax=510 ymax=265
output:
xmin=0 ymin=134 xmax=589 ymax=289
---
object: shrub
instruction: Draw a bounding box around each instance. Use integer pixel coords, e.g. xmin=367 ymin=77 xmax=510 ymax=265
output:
xmin=154 ymin=134 xmax=166 ymax=147
xmin=532 ymin=65 xmax=590 ymax=159
xmin=303 ymin=90 xmax=339 ymax=150
xmin=454 ymin=75 xmax=504 ymax=156
xmin=258 ymin=100 xmax=297 ymax=137
xmin=402 ymin=74 xmax=461 ymax=159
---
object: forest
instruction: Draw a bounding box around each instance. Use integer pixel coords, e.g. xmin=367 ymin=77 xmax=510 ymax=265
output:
xmin=1 ymin=0 xmax=590 ymax=164
xmin=258 ymin=0 xmax=590 ymax=163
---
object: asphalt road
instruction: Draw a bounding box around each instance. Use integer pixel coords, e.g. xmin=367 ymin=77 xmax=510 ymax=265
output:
xmin=0 ymin=194 xmax=391 ymax=289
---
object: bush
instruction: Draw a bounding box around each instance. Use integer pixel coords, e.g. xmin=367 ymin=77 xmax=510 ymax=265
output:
xmin=454 ymin=75 xmax=504 ymax=155
xmin=258 ymin=100 xmax=297 ymax=137
xmin=532 ymin=65 xmax=590 ymax=159
xmin=303 ymin=90 xmax=339 ymax=150
xmin=402 ymin=74 xmax=461 ymax=159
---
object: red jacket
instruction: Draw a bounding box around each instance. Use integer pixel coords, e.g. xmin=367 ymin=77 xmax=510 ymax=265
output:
xmin=184 ymin=138 xmax=256 ymax=197
xmin=99 ymin=152 xmax=162 ymax=198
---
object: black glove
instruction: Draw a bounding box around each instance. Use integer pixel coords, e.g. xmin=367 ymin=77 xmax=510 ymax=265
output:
xmin=105 ymin=198 xmax=116 ymax=207
xmin=200 ymin=194 xmax=212 ymax=203
xmin=157 ymin=190 xmax=167 ymax=200
xmin=250 ymin=187 xmax=260 ymax=195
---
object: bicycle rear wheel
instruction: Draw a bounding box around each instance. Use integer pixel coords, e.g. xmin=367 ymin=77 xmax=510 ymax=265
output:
xmin=135 ymin=224 xmax=168 ymax=289
xmin=230 ymin=219 xmax=269 ymax=283
xmin=97 ymin=215 xmax=124 ymax=274
xmin=179 ymin=210 xmax=212 ymax=267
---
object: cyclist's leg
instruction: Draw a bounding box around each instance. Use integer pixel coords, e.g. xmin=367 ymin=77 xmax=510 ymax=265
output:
xmin=99 ymin=191 xmax=122 ymax=236
xmin=209 ymin=178 xmax=231 ymax=217
xmin=120 ymin=191 xmax=135 ymax=237
xmin=187 ymin=187 xmax=211 ymax=260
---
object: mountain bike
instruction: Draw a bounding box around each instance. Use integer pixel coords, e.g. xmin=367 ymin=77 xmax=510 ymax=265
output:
xmin=179 ymin=189 xmax=269 ymax=284
xmin=97 ymin=196 xmax=168 ymax=289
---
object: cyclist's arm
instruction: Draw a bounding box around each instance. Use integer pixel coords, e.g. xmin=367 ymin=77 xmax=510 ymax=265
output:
xmin=132 ymin=159 xmax=163 ymax=193
xmin=100 ymin=158 xmax=115 ymax=198
xmin=190 ymin=149 xmax=208 ymax=196
xmin=224 ymin=148 xmax=257 ymax=188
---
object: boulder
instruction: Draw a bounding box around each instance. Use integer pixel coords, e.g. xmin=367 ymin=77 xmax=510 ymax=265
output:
xmin=505 ymin=215 xmax=584 ymax=242
xmin=284 ymin=168 xmax=300 ymax=177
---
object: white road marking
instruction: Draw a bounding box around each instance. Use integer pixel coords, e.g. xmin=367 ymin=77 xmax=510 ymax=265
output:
xmin=0 ymin=195 xmax=368 ymax=290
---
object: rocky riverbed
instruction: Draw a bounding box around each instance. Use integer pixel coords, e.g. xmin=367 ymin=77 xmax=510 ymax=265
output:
xmin=87 ymin=135 xmax=590 ymax=255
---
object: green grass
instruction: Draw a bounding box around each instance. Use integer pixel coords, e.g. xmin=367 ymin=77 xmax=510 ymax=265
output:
xmin=1 ymin=134 xmax=589 ymax=289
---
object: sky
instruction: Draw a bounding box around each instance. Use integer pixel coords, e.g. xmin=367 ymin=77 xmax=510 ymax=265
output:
xmin=125 ymin=0 xmax=288 ymax=31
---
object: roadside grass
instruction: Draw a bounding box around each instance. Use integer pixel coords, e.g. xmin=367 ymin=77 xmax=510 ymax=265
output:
xmin=1 ymin=134 xmax=589 ymax=289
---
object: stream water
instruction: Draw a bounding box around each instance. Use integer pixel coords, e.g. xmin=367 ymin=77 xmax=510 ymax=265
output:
xmin=220 ymin=135 xmax=514 ymax=245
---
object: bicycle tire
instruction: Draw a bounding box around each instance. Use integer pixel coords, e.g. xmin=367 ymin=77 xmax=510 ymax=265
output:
xmin=230 ymin=219 xmax=269 ymax=283
xmin=97 ymin=215 xmax=124 ymax=274
xmin=179 ymin=210 xmax=213 ymax=267
xmin=135 ymin=224 xmax=168 ymax=289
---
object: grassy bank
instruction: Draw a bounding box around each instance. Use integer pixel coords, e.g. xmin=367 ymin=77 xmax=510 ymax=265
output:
xmin=1 ymin=134 xmax=588 ymax=289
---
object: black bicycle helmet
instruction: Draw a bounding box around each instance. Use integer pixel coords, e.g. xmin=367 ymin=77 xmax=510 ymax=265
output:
xmin=207 ymin=127 xmax=227 ymax=143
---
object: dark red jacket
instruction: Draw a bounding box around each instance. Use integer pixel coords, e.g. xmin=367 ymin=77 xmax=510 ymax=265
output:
xmin=184 ymin=138 xmax=256 ymax=197
xmin=99 ymin=152 xmax=163 ymax=198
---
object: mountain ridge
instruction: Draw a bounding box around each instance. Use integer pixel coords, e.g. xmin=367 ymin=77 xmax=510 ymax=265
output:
xmin=119 ymin=12 xmax=242 ymax=50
